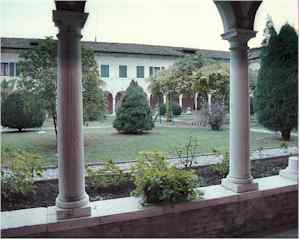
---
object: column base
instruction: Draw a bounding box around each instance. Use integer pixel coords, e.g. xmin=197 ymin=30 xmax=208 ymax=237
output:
xmin=222 ymin=177 xmax=258 ymax=193
xmin=279 ymin=156 xmax=298 ymax=181
xmin=56 ymin=193 xmax=91 ymax=220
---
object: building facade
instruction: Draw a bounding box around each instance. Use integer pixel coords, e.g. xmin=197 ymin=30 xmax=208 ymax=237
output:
xmin=0 ymin=37 xmax=260 ymax=114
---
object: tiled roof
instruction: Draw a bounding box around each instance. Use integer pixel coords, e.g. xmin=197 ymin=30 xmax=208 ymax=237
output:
xmin=1 ymin=37 xmax=260 ymax=60
xmin=1 ymin=37 xmax=230 ymax=60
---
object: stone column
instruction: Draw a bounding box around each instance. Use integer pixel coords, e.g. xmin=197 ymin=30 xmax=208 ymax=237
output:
xmin=163 ymin=95 xmax=167 ymax=104
xmin=280 ymin=156 xmax=298 ymax=181
xmin=221 ymin=29 xmax=258 ymax=193
xmin=179 ymin=94 xmax=183 ymax=108
xmin=208 ymin=93 xmax=212 ymax=112
xmin=53 ymin=10 xmax=91 ymax=219
xmin=112 ymin=95 xmax=116 ymax=115
xmin=194 ymin=92 xmax=198 ymax=110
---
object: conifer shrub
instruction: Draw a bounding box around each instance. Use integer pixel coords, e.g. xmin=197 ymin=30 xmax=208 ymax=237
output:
xmin=254 ymin=24 xmax=298 ymax=141
xmin=113 ymin=80 xmax=154 ymax=134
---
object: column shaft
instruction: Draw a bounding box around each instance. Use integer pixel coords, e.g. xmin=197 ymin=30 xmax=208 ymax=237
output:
xmin=221 ymin=32 xmax=258 ymax=193
xmin=53 ymin=10 xmax=90 ymax=219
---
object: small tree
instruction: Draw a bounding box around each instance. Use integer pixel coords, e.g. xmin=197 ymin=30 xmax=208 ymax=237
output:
xmin=18 ymin=37 xmax=106 ymax=137
xmin=113 ymin=80 xmax=154 ymax=134
xmin=254 ymin=23 xmax=298 ymax=141
xmin=1 ymin=90 xmax=46 ymax=131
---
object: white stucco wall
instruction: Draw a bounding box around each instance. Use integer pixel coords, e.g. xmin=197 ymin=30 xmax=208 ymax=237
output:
xmin=95 ymin=52 xmax=177 ymax=97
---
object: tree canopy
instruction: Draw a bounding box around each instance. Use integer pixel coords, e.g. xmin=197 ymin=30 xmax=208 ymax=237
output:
xmin=18 ymin=37 xmax=106 ymax=136
xmin=254 ymin=23 xmax=298 ymax=141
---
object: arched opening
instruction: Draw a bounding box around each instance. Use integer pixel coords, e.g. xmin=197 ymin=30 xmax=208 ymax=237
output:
xmin=115 ymin=91 xmax=126 ymax=112
xmin=196 ymin=92 xmax=208 ymax=110
xmin=150 ymin=94 xmax=163 ymax=109
xmin=182 ymin=95 xmax=194 ymax=112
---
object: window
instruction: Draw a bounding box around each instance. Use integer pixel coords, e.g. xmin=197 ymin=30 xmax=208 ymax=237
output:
xmin=0 ymin=63 xmax=8 ymax=76
xmin=9 ymin=63 xmax=15 ymax=76
xmin=136 ymin=66 xmax=144 ymax=78
xmin=149 ymin=67 xmax=153 ymax=77
xmin=16 ymin=63 xmax=20 ymax=76
xmin=119 ymin=65 xmax=127 ymax=78
xmin=149 ymin=66 xmax=161 ymax=77
xmin=154 ymin=67 xmax=160 ymax=75
xmin=101 ymin=64 xmax=109 ymax=78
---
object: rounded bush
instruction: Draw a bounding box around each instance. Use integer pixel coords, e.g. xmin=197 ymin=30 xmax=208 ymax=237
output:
xmin=159 ymin=104 xmax=166 ymax=116
xmin=172 ymin=102 xmax=182 ymax=116
xmin=1 ymin=90 xmax=46 ymax=131
xmin=159 ymin=103 xmax=182 ymax=116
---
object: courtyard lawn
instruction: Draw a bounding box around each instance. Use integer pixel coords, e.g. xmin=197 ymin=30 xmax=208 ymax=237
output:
xmin=2 ymin=126 xmax=297 ymax=167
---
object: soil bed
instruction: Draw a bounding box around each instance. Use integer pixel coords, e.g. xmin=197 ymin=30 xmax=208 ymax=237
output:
xmin=1 ymin=157 xmax=288 ymax=211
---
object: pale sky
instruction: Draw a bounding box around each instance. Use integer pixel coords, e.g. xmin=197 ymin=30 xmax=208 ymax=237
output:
xmin=0 ymin=0 xmax=298 ymax=51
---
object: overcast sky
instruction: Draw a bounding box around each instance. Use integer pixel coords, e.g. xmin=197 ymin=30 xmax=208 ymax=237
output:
xmin=0 ymin=0 xmax=298 ymax=51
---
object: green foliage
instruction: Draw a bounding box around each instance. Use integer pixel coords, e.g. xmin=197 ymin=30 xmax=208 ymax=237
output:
xmin=82 ymin=47 xmax=106 ymax=123
xmin=1 ymin=149 xmax=43 ymax=198
xmin=159 ymin=102 xmax=182 ymax=116
xmin=174 ymin=136 xmax=198 ymax=169
xmin=1 ymin=79 xmax=16 ymax=101
xmin=211 ymin=149 xmax=229 ymax=178
xmin=254 ymin=23 xmax=298 ymax=141
xmin=113 ymin=80 xmax=154 ymax=134
xmin=131 ymin=151 xmax=202 ymax=204
xmin=1 ymin=90 xmax=46 ymax=131
xmin=86 ymin=159 xmax=128 ymax=189
xmin=159 ymin=104 xmax=166 ymax=116
xmin=172 ymin=102 xmax=182 ymax=116
xmin=18 ymin=37 xmax=106 ymax=135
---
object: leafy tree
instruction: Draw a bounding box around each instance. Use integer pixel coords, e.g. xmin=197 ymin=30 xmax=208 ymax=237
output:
xmin=113 ymin=80 xmax=154 ymax=134
xmin=18 ymin=37 xmax=105 ymax=137
xmin=254 ymin=23 xmax=298 ymax=141
xmin=1 ymin=90 xmax=46 ymax=131
xmin=148 ymin=53 xmax=229 ymax=121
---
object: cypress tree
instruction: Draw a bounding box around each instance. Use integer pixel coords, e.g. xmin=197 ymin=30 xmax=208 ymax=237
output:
xmin=254 ymin=23 xmax=298 ymax=141
xmin=113 ymin=80 xmax=154 ymax=134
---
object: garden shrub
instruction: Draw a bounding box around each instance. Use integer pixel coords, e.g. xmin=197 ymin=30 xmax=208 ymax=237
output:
xmin=113 ymin=80 xmax=154 ymax=134
xmin=1 ymin=90 xmax=46 ymax=131
xmin=1 ymin=149 xmax=43 ymax=199
xmin=159 ymin=104 xmax=166 ymax=116
xmin=211 ymin=149 xmax=229 ymax=178
xmin=172 ymin=102 xmax=182 ymax=116
xmin=86 ymin=159 xmax=129 ymax=189
xmin=131 ymin=151 xmax=202 ymax=204
xmin=159 ymin=102 xmax=182 ymax=116
xmin=174 ymin=136 xmax=199 ymax=169
xmin=208 ymin=102 xmax=225 ymax=131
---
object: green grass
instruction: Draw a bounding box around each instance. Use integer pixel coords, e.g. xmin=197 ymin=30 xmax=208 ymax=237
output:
xmin=2 ymin=126 xmax=297 ymax=167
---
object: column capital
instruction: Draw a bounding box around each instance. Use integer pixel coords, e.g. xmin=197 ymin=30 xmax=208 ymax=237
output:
xmin=222 ymin=28 xmax=257 ymax=49
xmin=53 ymin=10 xmax=88 ymax=33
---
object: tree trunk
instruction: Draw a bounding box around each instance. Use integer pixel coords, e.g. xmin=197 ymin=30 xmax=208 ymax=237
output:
xmin=281 ymin=129 xmax=291 ymax=141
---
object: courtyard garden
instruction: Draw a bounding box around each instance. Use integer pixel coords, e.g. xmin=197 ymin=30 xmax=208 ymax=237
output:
xmin=2 ymin=118 xmax=297 ymax=168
